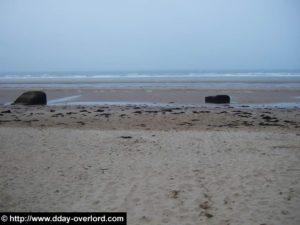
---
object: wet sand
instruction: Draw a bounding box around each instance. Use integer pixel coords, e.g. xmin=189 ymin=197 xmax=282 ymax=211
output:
xmin=0 ymin=83 xmax=300 ymax=106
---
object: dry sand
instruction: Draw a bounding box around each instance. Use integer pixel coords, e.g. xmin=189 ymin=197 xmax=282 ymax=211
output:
xmin=0 ymin=104 xmax=300 ymax=225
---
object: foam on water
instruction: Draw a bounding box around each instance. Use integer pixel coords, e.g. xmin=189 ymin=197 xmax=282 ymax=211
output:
xmin=1 ymin=71 xmax=300 ymax=83
xmin=0 ymin=82 xmax=299 ymax=89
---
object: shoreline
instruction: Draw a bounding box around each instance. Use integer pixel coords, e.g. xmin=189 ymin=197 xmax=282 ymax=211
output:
xmin=1 ymin=80 xmax=300 ymax=90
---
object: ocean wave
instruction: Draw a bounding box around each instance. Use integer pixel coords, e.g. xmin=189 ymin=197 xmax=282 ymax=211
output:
xmin=1 ymin=82 xmax=299 ymax=89
xmin=1 ymin=72 xmax=300 ymax=82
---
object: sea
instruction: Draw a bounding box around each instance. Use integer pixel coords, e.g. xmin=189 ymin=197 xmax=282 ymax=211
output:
xmin=0 ymin=70 xmax=300 ymax=88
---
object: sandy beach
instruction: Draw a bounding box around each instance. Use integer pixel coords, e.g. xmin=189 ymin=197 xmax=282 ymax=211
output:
xmin=0 ymin=98 xmax=300 ymax=225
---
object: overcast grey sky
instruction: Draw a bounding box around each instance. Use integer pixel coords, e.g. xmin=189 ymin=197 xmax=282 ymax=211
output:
xmin=0 ymin=0 xmax=299 ymax=72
